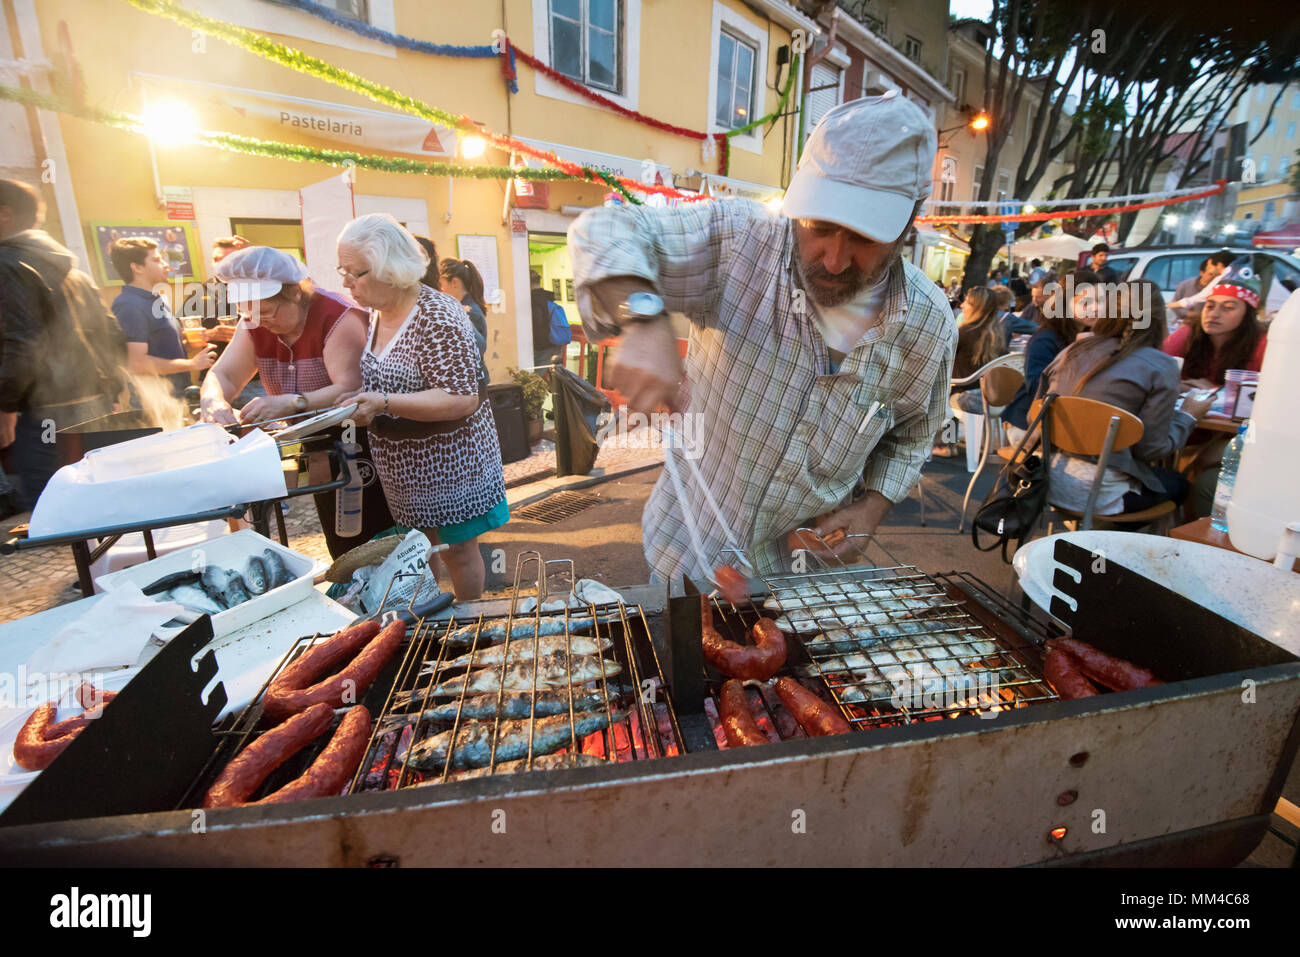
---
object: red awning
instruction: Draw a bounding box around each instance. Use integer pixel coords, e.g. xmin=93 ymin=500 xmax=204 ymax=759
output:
xmin=1251 ymin=222 xmax=1300 ymax=248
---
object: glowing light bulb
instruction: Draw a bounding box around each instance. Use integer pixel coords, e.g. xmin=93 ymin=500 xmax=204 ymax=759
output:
xmin=1164 ymin=214 xmax=1179 ymax=228
xmin=1193 ymin=219 xmax=1206 ymax=231
xmin=970 ymin=112 xmax=990 ymax=131
xmin=461 ymin=135 xmax=487 ymax=159
xmin=140 ymin=100 xmax=198 ymax=146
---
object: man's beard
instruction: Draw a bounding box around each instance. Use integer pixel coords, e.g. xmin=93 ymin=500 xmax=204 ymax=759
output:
xmin=794 ymin=236 xmax=896 ymax=308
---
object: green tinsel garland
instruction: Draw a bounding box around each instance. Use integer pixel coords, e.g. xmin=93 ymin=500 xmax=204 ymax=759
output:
xmin=0 ymin=82 xmax=639 ymax=201
xmin=121 ymin=0 xmax=641 ymax=204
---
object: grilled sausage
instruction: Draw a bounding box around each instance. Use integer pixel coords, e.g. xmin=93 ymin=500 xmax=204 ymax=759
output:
xmin=772 ymin=677 xmax=851 ymax=736
xmin=13 ymin=703 xmax=86 ymax=771
xmin=203 ymin=702 xmax=335 ymax=808
xmin=75 ymin=682 xmax=117 ymax=715
xmin=256 ymin=706 xmax=372 ymax=804
xmin=718 ymin=680 xmax=769 ymax=748
xmin=44 ymin=714 xmax=94 ymax=739
xmin=1049 ymin=638 xmax=1162 ymax=692
xmin=712 ymin=565 xmax=750 ymax=605
xmin=1043 ymin=648 xmax=1100 ymax=700
xmin=700 ymin=596 xmax=788 ymax=681
xmin=263 ymin=620 xmax=403 ymax=719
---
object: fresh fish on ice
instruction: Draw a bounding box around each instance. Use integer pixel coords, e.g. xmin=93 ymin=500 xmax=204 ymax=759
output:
xmin=142 ymin=569 xmax=202 ymax=596
xmin=424 ymin=634 xmax=614 ymax=673
xmin=200 ymin=565 xmax=252 ymax=608
xmin=407 ymin=710 xmax=625 ymax=770
xmin=261 ymin=548 xmax=293 ymax=588
xmin=425 ymin=653 xmax=622 ymax=697
xmin=244 ymin=555 xmax=269 ymax=595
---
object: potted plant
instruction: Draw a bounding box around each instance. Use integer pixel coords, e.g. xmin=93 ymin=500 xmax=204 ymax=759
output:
xmin=510 ymin=368 xmax=549 ymax=444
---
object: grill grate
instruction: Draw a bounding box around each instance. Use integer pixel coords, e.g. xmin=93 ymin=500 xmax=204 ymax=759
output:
xmin=511 ymin=491 xmax=601 ymax=525
xmin=350 ymin=552 xmax=682 ymax=789
xmin=755 ymin=564 xmax=1058 ymax=728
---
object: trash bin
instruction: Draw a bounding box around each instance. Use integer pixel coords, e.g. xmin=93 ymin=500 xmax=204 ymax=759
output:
xmin=551 ymin=365 xmax=611 ymax=477
xmin=487 ymin=383 xmax=530 ymax=464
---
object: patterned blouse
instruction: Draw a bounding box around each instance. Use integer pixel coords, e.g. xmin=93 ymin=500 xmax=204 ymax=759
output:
xmin=360 ymin=286 xmax=505 ymax=529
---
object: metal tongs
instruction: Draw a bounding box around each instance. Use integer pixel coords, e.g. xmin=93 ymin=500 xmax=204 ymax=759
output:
xmin=659 ymin=424 xmax=755 ymax=591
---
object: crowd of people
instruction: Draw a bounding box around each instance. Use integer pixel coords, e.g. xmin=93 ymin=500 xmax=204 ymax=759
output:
xmin=0 ymin=176 xmax=504 ymax=599
xmin=939 ymin=242 xmax=1272 ymax=523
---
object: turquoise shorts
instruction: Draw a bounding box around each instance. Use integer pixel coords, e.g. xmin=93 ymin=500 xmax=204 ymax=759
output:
xmin=436 ymin=498 xmax=510 ymax=545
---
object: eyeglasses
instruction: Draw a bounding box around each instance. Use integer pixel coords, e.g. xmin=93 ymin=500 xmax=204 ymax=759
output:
xmin=236 ymin=298 xmax=287 ymax=322
xmin=336 ymin=266 xmax=370 ymax=281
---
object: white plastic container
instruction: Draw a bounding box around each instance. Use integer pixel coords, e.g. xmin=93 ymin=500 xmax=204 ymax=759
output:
xmin=81 ymin=424 xmax=233 ymax=482
xmin=93 ymin=529 xmax=326 ymax=637
xmin=1227 ymin=288 xmax=1300 ymax=560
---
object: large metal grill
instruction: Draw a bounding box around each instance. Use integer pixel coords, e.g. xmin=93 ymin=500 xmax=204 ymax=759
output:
xmin=181 ymin=553 xmax=683 ymax=805
xmin=696 ymin=530 xmax=1059 ymax=740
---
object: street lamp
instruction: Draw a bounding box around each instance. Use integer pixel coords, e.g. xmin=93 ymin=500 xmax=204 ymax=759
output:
xmin=140 ymin=99 xmax=198 ymax=146
xmin=460 ymin=134 xmax=487 ymax=159
xmin=938 ymin=107 xmax=991 ymax=138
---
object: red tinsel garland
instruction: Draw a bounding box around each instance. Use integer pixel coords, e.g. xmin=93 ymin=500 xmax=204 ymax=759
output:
xmin=919 ymin=181 xmax=1227 ymax=225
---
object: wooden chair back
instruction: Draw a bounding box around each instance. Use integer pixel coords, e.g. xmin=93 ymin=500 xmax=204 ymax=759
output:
xmin=982 ymin=367 xmax=1024 ymax=408
xmin=1028 ymin=396 xmax=1144 ymax=457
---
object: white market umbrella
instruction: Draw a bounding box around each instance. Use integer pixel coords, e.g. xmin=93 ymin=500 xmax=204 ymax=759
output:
xmin=1009 ymin=233 xmax=1092 ymax=260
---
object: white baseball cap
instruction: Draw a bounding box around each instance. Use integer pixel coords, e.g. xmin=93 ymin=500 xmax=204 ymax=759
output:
xmin=782 ymin=89 xmax=937 ymax=244
xmin=215 ymin=245 xmax=309 ymax=303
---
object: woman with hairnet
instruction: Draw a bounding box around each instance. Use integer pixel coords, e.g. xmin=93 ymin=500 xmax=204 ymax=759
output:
xmin=200 ymin=245 xmax=394 ymax=557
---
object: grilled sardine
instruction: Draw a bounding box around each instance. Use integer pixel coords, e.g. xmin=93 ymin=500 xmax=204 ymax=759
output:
xmin=381 ymin=688 xmax=614 ymax=728
xmin=407 ymin=710 xmax=625 ymax=770
xmin=431 ymin=752 xmax=607 ymax=783
xmin=424 ymin=634 xmax=613 ymax=673
xmin=439 ymin=615 xmax=615 ymax=649
xmin=426 ymin=653 xmax=622 ymax=697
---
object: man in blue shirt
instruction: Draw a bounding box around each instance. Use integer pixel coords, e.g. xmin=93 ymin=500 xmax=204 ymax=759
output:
xmin=109 ymin=237 xmax=214 ymax=396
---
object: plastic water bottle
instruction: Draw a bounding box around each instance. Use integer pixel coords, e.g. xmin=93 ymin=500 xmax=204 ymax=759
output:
xmin=335 ymin=441 xmax=363 ymax=538
xmin=1210 ymin=423 xmax=1248 ymax=533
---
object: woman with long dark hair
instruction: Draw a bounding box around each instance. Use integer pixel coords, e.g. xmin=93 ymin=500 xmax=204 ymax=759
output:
xmin=950 ymin=285 xmax=1008 ymax=412
xmin=1038 ymin=281 xmax=1215 ymax=517
xmin=1002 ymin=281 xmax=1084 ymax=438
xmin=439 ymin=258 xmax=490 ymax=389
xmin=1161 ymin=263 xmax=1267 ymax=388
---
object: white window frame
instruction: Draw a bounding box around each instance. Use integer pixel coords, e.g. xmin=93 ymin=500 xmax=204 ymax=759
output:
xmin=706 ymin=1 xmax=769 ymax=155
xmin=950 ymin=64 xmax=966 ymax=105
xmin=997 ymin=170 xmax=1010 ymax=203
xmin=972 ymin=165 xmax=984 ymax=203
xmin=1287 ymin=121 xmax=1296 ymax=140
xmin=531 ymin=0 xmax=641 ymax=112
xmin=903 ymin=35 xmax=922 ymax=62
xmin=715 ymin=29 xmax=760 ymax=131
xmin=194 ymin=0 xmax=396 ymax=57
xmin=803 ymin=58 xmax=846 ymax=148
xmin=545 ymin=0 xmax=622 ymax=94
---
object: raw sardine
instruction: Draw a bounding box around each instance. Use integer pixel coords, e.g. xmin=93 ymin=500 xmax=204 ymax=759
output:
xmin=425 ymin=653 xmax=622 ymax=697
xmin=407 ymin=710 xmax=625 ymax=770
xmin=142 ymin=569 xmax=201 ymax=596
xmin=382 ymin=688 xmax=613 ymax=729
xmin=201 ymin=565 xmax=252 ymax=608
xmin=244 ymin=555 xmax=269 ymax=595
xmin=442 ymin=752 xmax=607 ymax=782
xmin=439 ymin=615 xmax=610 ymax=649
xmin=261 ymin=549 xmax=293 ymax=588
xmin=425 ymin=634 xmax=613 ymax=673
xmin=167 ymin=582 xmax=226 ymax=615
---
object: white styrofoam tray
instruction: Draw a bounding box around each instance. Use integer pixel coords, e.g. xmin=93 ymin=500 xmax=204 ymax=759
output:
xmin=94 ymin=528 xmax=326 ymax=637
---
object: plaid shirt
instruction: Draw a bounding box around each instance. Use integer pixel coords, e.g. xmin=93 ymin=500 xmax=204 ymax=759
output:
xmin=569 ymin=200 xmax=956 ymax=580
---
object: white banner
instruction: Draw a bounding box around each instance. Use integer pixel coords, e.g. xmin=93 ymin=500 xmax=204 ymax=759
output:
xmin=134 ymin=73 xmax=455 ymax=157
xmin=300 ymin=170 xmax=356 ymax=296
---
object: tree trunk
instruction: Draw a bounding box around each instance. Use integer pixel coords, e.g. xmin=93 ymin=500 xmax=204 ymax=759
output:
xmin=960 ymin=225 xmax=1006 ymax=295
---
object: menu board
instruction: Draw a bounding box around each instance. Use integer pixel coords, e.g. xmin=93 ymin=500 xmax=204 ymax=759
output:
xmin=87 ymin=220 xmax=203 ymax=285
xmin=456 ymin=234 xmax=502 ymax=308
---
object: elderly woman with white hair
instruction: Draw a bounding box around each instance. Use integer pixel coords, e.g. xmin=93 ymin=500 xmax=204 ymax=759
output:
xmin=337 ymin=213 xmax=507 ymax=601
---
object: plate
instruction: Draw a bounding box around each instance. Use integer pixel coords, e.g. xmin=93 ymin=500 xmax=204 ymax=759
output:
xmin=0 ymin=668 xmax=139 ymax=786
xmin=1013 ymin=531 xmax=1300 ymax=654
xmin=269 ymin=403 xmax=359 ymax=443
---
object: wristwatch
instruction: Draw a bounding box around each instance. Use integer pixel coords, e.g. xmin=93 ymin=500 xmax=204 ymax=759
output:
xmin=617 ymin=291 xmax=668 ymax=326
xmin=292 ymin=393 xmax=308 ymax=413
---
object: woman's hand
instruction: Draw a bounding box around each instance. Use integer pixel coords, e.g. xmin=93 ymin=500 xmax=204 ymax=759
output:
xmin=337 ymin=390 xmax=386 ymax=427
xmin=237 ymin=393 xmax=298 ymax=425
xmin=1181 ymin=377 xmax=1217 ymax=392
xmin=1180 ymin=391 xmax=1216 ymax=420
xmin=199 ymin=398 xmax=239 ymax=426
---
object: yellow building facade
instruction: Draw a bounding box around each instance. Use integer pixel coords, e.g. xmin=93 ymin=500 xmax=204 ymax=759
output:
xmin=6 ymin=0 xmax=814 ymax=382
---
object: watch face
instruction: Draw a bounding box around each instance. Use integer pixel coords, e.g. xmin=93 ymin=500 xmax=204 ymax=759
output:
xmin=626 ymin=291 xmax=665 ymax=317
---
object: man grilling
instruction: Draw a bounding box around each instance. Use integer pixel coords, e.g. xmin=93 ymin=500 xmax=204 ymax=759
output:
xmin=569 ymin=92 xmax=956 ymax=580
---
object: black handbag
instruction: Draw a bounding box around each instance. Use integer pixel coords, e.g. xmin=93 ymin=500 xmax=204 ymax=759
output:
xmin=970 ymin=394 xmax=1056 ymax=563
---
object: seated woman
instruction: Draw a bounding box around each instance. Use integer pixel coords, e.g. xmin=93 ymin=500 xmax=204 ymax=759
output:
xmin=950 ymin=286 xmax=1009 ymax=412
xmin=1159 ymin=263 xmax=1267 ymax=517
xmin=1037 ymin=281 xmax=1215 ymax=517
xmin=1161 ymin=262 xmax=1267 ymax=389
xmin=202 ymin=246 xmax=393 ymax=558
xmin=1003 ymin=283 xmax=1086 ymax=444
xmin=336 ymin=214 xmax=508 ymax=601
